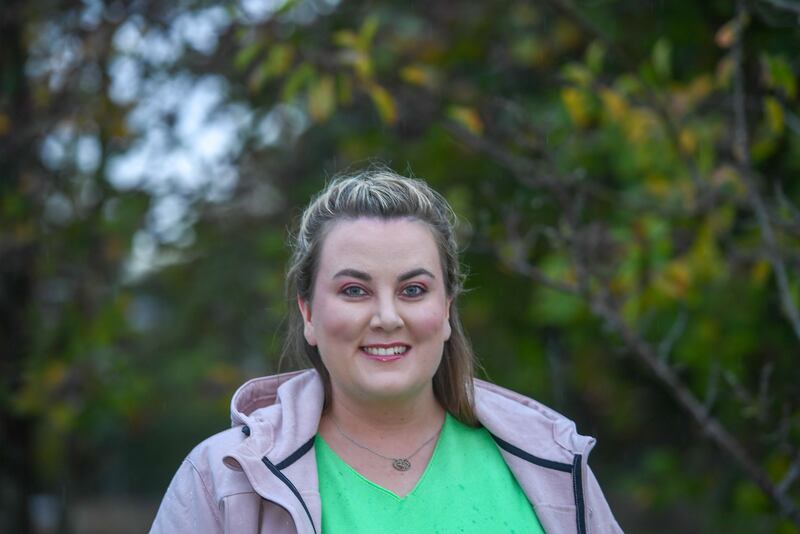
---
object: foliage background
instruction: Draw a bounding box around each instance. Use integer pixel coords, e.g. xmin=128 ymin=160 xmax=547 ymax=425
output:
xmin=2 ymin=0 xmax=800 ymax=532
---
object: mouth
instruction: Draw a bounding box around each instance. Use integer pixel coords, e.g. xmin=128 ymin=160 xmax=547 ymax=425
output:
xmin=360 ymin=343 xmax=411 ymax=361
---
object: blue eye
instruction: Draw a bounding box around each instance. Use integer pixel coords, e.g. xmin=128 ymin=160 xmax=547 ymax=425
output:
xmin=342 ymin=286 xmax=367 ymax=297
xmin=402 ymin=284 xmax=426 ymax=297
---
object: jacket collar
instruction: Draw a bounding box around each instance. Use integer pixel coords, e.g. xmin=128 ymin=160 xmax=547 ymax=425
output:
xmin=223 ymin=370 xmax=323 ymax=534
xmin=222 ymin=369 xmax=595 ymax=534
xmin=224 ymin=370 xmax=594 ymax=463
xmin=474 ymin=378 xmax=596 ymax=462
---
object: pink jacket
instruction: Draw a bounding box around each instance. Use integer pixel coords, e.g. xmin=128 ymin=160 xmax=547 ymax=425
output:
xmin=150 ymin=370 xmax=623 ymax=533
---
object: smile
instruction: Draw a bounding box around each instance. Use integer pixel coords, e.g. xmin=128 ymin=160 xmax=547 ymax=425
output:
xmin=361 ymin=344 xmax=410 ymax=357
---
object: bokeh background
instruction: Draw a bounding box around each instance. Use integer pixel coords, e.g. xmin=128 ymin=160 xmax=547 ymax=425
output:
xmin=2 ymin=0 xmax=800 ymax=532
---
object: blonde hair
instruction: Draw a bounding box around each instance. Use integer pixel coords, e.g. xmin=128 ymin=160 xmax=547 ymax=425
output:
xmin=283 ymin=167 xmax=477 ymax=425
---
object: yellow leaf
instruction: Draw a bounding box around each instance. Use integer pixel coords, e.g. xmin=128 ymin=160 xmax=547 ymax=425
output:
xmin=308 ymin=75 xmax=335 ymax=122
xmin=656 ymin=260 xmax=692 ymax=299
xmin=448 ymin=106 xmax=483 ymax=135
xmin=600 ymin=88 xmax=628 ymax=121
xmin=561 ymin=87 xmax=592 ymax=128
xmin=367 ymin=83 xmax=396 ymax=125
xmin=333 ymin=30 xmax=358 ymax=48
xmin=764 ymin=96 xmax=784 ymax=135
xmin=679 ymin=128 xmax=698 ymax=155
xmin=622 ymin=109 xmax=656 ymax=143
xmin=401 ymin=65 xmax=441 ymax=89
xmin=401 ymin=65 xmax=429 ymax=86
xmin=354 ymin=52 xmax=372 ymax=79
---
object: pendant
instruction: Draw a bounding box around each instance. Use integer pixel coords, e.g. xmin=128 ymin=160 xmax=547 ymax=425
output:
xmin=392 ymin=458 xmax=411 ymax=471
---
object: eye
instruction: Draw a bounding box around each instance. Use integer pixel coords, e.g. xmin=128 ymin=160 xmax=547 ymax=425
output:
xmin=401 ymin=284 xmax=427 ymax=298
xmin=341 ymin=285 xmax=367 ymax=298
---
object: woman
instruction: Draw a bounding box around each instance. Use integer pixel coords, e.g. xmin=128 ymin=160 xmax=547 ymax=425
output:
xmin=151 ymin=168 xmax=623 ymax=533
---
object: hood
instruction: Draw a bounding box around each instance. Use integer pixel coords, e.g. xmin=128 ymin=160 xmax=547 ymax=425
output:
xmin=229 ymin=369 xmax=314 ymax=428
xmin=224 ymin=369 xmax=324 ymax=471
xmin=227 ymin=369 xmax=594 ymax=463
xmin=474 ymin=378 xmax=596 ymax=462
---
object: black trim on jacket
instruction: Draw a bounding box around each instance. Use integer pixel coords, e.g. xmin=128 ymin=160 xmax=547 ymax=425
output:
xmin=262 ymin=437 xmax=318 ymax=534
xmin=491 ymin=433 xmax=587 ymax=534
xmin=264 ymin=434 xmax=589 ymax=534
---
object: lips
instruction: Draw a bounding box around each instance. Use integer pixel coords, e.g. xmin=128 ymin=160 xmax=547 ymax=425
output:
xmin=360 ymin=343 xmax=411 ymax=360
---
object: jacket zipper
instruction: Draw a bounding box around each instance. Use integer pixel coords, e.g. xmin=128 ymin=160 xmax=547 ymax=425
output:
xmin=262 ymin=456 xmax=318 ymax=534
xmin=572 ymin=454 xmax=586 ymax=534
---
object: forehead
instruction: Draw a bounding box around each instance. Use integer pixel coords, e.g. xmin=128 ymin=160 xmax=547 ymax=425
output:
xmin=317 ymin=217 xmax=442 ymax=275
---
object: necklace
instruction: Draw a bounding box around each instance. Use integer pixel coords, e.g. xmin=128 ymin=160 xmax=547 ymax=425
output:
xmin=329 ymin=416 xmax=443 ymax=472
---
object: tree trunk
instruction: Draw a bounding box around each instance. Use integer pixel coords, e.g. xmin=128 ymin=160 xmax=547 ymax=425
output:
xmin=1 ymin=2 xmax=38 ymax=531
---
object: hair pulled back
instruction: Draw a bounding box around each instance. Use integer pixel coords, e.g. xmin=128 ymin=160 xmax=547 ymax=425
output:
xmin=283 ymin=167 xmax=477 ymax=425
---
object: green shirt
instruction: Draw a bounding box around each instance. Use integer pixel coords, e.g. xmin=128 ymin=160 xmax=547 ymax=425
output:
xmin=315 ymin=413 xmax=546 ymax=533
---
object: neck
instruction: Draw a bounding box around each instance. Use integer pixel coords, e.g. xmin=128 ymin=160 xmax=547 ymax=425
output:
xmin=327 ymin=385 xmax=444 ymax=439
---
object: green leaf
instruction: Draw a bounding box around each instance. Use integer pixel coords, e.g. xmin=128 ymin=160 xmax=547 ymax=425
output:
xmin=249 ymin=45 xmax=295 ymax=92
xmin=762 ymin=54 xmax=797 ymax=99
xmin=585 ymin=41 xmax=605 ymax=74
xmin=281 ymin=62 xmax=316 ymax=101
xmin=358 ymin=15 xmax=380 ymax=49
xmin=562 ymin=62 xmax=592 ymax=87
xmin=336 ymin=73 xmax=353 ymax=104
xmin=264 ymin=44 xmax=294 ymax=78
xmin=652 ymin=38 xmax=672 ymax=80
xmin=234 ymin=42 xmax=262 ymax=72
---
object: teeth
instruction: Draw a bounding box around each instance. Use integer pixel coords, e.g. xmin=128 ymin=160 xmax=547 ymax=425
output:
xmin=363 ymin=346 xmax=408 ymax=356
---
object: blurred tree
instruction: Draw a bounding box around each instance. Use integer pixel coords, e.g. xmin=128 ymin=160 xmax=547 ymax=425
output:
xmin=1 ymin=1 xmax=38 ymax=530
xmin=1 ymin=0 xmax=800 ymax=532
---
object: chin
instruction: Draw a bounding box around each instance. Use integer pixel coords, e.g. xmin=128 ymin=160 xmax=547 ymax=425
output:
xmin=358 ymin=375 xmax=433 ymax=402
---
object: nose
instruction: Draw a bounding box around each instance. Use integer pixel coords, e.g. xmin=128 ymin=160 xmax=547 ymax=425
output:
xmin=369 ymin=293 xmax=404 ymax=331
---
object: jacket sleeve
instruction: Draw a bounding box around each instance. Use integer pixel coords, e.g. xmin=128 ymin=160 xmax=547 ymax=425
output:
xmin=585 ymin=464 xmax=624 ymax=534
xmin=150 ymin=458 xmax=223 ymax=534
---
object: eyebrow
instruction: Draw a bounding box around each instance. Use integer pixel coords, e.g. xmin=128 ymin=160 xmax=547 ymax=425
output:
xmin=332 ymin=267 xmax=436 ymax=282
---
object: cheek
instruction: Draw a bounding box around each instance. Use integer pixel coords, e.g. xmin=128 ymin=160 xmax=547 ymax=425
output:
xmin=313 ymin=300 xmax=365 ymax=341
xmin=412 ymin=303 xmax=451 ymax=339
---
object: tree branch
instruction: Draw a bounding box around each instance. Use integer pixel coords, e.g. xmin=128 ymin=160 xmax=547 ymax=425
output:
xmin=732 ymin=0 xmax=800 ymax=343
xmin=587 ymin=286 xmax=800 ymax=525
xmin=760 ymin=0 xmax=800 ymax=16
xmin=778 ymin=455 xmax=800 ymax=495
xmin=449 ymin=107 xmax=800 ymax=526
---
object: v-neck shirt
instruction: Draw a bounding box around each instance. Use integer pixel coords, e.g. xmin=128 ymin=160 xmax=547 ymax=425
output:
xmin=314 ymin=413 xmax=545 ymax=533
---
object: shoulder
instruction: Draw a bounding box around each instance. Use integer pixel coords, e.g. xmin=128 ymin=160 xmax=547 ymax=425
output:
xmin=181 ymin=426 xmax=255 ymax=501
xmin=473 ymin=378 xmax=596 ymax=460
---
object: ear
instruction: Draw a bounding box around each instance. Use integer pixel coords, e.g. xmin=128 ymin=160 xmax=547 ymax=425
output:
xmin=297 ymin=296 xmax=317 ymax=346
xmin=443 ymin=297 xmax=453 ymax=342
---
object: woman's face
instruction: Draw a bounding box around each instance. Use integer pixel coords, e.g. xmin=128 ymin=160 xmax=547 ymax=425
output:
xmin=299 ymin=217 xmax=452 ymax=406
